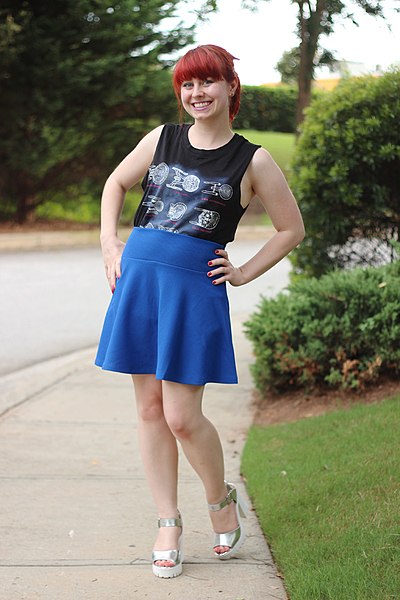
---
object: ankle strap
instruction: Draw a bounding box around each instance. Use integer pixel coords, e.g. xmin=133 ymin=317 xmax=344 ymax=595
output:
xmin=158 ymin=512 xmax=182 ymax=528
xmin=208 ymin=482 xmax=237 ymax=512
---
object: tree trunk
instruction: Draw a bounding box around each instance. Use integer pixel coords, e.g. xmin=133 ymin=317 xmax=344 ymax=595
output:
xmin=15 ymin=196 xmax=34 ymax=224
xmin=296 ymin=0 xmax=326 ymax=131
xmin=14 ymin=176 xmax=37 ymax=223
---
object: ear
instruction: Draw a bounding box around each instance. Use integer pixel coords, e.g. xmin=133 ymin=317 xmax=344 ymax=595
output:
xmin=229 ymin=77 xmax=238 ymax=97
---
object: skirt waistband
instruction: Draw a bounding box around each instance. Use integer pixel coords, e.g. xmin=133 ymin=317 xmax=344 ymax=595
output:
xmin=123 ymin=228 xmax=224 ymax=272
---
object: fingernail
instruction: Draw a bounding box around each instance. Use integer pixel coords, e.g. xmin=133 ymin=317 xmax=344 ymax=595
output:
xmin=212 ymin=281 xmax=217 ymax=285
xmin=208 ymin=261 xmax=213 ymax=266
xmin=112 ymin=286 xmax=115 ymax=294
xmin=215 ymin=250 xmax=220 ymax=254
xmin=207 ymin=272 xmax=212 ymax=277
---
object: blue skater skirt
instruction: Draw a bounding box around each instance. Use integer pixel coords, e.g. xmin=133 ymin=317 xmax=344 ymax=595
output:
xmin=95 ymin=228 xmax=238 ymax=385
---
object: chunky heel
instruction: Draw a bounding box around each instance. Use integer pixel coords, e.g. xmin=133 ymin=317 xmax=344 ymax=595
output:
xmin=152 ymin=512 xmax=184 ymax=578
xmin=208 ymin=481 xmax=247 ymax=560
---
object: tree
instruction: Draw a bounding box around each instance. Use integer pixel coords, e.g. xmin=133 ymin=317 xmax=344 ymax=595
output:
xmin=204 ymin=1 xmax=387 ymax=128
xmin=276 ymin=47 xmax=301 ymax=85
xmin=0 ymin=1 xmax=194 ymax=223
xmin=276 ymin=46 xmax=336 ymax=85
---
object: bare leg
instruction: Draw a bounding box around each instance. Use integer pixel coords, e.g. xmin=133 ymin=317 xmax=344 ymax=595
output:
xmin=162 ymin=381 xmax=238 ymax=553
xmin=132 ymin=375 xmax=181 ymax=565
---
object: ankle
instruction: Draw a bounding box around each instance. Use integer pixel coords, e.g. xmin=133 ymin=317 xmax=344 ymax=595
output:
xmin=206 ymin=482 xmax=228 ymax=507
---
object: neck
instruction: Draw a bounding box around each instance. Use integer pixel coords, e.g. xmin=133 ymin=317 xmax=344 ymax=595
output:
xmin=189 ymin=118 xmax=233 ymax=150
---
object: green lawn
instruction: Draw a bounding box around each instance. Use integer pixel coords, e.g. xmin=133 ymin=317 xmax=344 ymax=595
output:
xmin=242 ymin=396 xmax=400 ymax=600
xmin=234 ymin=129 xmax=296 ymax=176
xmin=35 ymin=130 xmax=295 ymax=224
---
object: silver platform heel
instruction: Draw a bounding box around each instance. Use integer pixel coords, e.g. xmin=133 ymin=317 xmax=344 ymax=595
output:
xmin=208 ymin=482 xmax=248 ymax=560
xmin=152 ymin=511 xmax=183 ymax=578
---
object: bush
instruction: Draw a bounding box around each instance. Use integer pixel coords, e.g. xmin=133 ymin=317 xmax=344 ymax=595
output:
xmin=289 ymin=70 xmax=400 ymax=278
xmin=244 ymin=260 xmax=400 ymax=394
xmin=234 ymin=85 xmax=297 ymax=133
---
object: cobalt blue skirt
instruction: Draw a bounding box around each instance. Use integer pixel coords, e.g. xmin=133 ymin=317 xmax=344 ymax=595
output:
xmin=95 ymin=228 xmax=238 ymax=385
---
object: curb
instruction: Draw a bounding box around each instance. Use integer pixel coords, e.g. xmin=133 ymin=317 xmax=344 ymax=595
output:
xmin=0 ymin=226 xmax=274 ymax=252
xmin=0 ymin=347 xmax=96 ymax=418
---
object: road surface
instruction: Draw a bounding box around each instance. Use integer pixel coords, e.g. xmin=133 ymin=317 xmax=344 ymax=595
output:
xmin=1 ymin=240 xmax=291 ymax=376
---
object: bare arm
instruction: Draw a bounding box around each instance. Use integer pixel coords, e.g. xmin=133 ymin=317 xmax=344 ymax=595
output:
xmin=209 ymin=147 xmax=305 ymax=286
xmin=100 ymin=125 xmax=163 ymax=291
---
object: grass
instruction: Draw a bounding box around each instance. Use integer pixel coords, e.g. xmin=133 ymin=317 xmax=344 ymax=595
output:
xmin=32 ymin=130 xmax=295 ymax=224
xmin=241 ymin=396 xmax=400 ymax=600
xmin=234 ymin=129 xmax=296 ymax=176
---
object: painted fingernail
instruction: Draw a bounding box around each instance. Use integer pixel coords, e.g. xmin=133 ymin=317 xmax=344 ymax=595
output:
xmin=112 ymin=286 xmax=115 ymax=294
xmin=215 ymin=250 xmax=220 ymax=254
xmin=208 ymin=261 xmax=213 ymax=266
xmin=212 ymin=280 xmax=217 ymax=285
xmin=207 ymin=272 xmax=212 ymax=277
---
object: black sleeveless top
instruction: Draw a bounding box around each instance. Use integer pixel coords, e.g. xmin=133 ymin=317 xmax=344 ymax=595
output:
xmin=134 ymin=124 xmax=260 ymax=245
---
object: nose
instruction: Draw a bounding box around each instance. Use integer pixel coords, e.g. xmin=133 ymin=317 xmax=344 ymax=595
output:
xmin=192 ymin=82 xmax=204 ymax=97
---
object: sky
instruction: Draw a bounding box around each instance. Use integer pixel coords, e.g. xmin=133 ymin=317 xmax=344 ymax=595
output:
xmin=179 ymin=0 xmax=400 ymax=85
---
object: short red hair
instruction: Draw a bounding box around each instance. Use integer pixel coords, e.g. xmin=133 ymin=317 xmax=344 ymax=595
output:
xmin=173 ymin=45 xmax=241 ymax=122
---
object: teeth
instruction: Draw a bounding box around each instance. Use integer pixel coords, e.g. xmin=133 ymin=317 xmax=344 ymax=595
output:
xmin=193 ymin=102 xmax=211 ymax=108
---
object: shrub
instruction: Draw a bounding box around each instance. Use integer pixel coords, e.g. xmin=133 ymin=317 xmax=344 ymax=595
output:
xmin=234 ymin=85 xmax=297 ymax=133
xmin=289 ymin=70 xmax=400 ymax=278
xmin=244 ymin=260 xmax=400 ymax=394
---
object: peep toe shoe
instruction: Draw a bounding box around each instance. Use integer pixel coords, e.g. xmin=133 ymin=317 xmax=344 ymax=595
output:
xmin=152 ymin=512 xmax=183 ymax=578
xmin=208 ymin=482 xmax=248 ymax=560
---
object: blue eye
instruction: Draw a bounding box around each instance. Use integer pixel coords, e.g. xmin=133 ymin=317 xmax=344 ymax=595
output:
xmin=182 ymin=82 xmax=193 ymax=89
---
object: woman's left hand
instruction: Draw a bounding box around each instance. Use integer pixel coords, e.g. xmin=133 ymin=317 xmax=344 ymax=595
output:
xmin=207 ymin=249 xmax=246 ymax=287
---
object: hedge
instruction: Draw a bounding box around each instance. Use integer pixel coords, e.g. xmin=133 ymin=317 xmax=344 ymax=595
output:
xmin=234 ymin=85 xmax=297 ymax=133
xmin=244 ymin=260 xmax=400 ymax=394
xmin=289 ymin=70 xmax=400 ymax=278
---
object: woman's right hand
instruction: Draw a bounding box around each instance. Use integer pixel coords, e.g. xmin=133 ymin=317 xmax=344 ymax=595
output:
xmin=100 ymin=236 xmax=126 ymax=293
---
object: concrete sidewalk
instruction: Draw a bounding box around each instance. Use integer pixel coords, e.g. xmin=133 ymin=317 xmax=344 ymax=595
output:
xmin=0 ymin=316 xmax=288 ymax=600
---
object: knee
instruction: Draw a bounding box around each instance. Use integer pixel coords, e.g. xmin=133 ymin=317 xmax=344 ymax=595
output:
xmin=136 ymin=393 xmax=164 ymax=423
xmin=165 ymin=413 xmax=197 ymax=440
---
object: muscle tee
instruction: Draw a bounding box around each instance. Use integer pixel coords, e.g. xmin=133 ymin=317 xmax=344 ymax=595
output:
xmin=133 ymin=123 xmax=260 ymax=246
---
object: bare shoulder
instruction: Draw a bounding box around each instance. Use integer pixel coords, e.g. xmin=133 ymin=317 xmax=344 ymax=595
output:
xmin=135 ymin=124 xmax=165 ymax=153
xmin=249 ymin=147 xmax=281 ymax=176
xmin=111 ymin=124 xmax=165 ymax=190
xmin=246 ymin=146 xmax=296 ymax=209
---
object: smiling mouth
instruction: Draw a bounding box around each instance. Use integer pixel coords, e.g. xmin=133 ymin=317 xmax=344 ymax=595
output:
xmin=192 ymin=101 xmax=212 ymax=109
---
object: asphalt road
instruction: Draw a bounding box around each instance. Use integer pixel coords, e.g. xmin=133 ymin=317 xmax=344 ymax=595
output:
xmin=1 ymin=240 xmax=291 ymax=377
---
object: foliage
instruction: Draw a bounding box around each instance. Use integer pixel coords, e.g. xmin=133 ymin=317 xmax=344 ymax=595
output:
xmin=276 ymin=47 xmax=301 ymax=85
xmin=225 ymin=0 xmax=387 ymax=126
xmin=242 ymin=397 xmax=400 ymax=599
xmin=276 ymin=45 xmax=336 ymax=85
xmin=234 ymin=85 xmax=297 ymax=133
xmin=244 ymin=260 xmax=400 ymax=393
xmin=290 ymin=70 xmax=400 ymax=278
xmin=0 ymin=0 xmax=194 ymax=222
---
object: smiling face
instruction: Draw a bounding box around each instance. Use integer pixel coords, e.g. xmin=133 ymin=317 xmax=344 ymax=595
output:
xmin=172 ymin=45 xmax=241 ymax=122
xmin=180 ymin=77 xmax=234 ymax=122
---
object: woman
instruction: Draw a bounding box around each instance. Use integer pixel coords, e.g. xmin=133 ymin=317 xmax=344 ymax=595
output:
xmin=95 ymin=44 xmax=304 ymax=578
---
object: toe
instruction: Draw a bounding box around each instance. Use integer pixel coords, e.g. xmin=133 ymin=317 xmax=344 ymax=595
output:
xmin=214 ymin=545 xmax=230 ymax=555
xmin=155 ymin=559 xmax=175 ymax=567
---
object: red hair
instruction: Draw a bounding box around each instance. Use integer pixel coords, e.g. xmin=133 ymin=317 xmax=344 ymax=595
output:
xmin=173 ymin=45 xmax=241 ymax=122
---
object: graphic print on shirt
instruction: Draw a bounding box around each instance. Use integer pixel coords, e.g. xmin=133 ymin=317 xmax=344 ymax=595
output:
xmin=202 ymin=181 xmax=233 ymax=200
xmin=142 ymin=195 xmax=164 ymax=214
xmin=189 ymin=208 xmax=220 ymax=230
xmin=139 ymin=161 xmax=235 ymax=236
xmin=167 ymin=202 xmax=187 ymax=221
xmin=166 ymin=167 xmax=200 ymax=192
xmin=149 ymin=162 xmax=170 ymax=185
